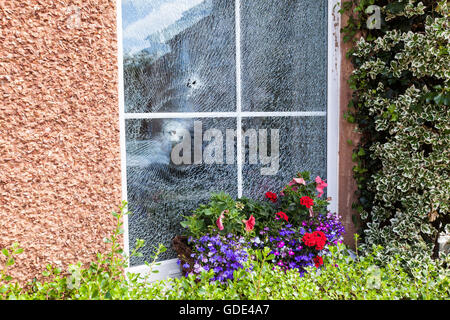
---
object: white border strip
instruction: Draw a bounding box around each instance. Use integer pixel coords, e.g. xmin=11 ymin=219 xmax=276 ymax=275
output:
xmin=327 ymin=0 xmax=341 ymax=214
xmin=235 ymin=0 xmax=243 ymax=198
xmin=124 ymin=111 xmax=326 ymax=119
xmin=127 ymin=258 xmax=182 ymax=282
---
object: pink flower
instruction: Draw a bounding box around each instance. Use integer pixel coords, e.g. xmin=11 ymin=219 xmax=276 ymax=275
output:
xmin=216 ymin=209 xmax=228 ymax=231
xmin=293 ymin=177 xmax=306 ymax=185
xmin=287 ymin=181 xmax=298 ymax=192
xmin=315 ymin=176 xmax=328 ymax=198
xmin=242 ymin=215 xmax=255 ymax=232
xmin=282 ymin=177 xmax=306 ymax=195
xmin=216 ymin=217 xmax=224 ymax=230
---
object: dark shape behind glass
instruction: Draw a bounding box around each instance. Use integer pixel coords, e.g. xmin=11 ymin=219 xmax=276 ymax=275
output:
xmin=126 ymin=118 xmax=237 ymax=264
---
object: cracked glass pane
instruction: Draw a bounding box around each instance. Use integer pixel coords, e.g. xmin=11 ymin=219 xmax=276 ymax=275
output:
xmin=122 ymin=0 xmax=235 ymax=113
xmin=121 ymin=0 xmax=331 ymax=267
xmin=241 ymin=0 xmax=328 ymax=112
xmin=126 ymin=118 xmax=237 ymax=265
xmin=241 ymin=116 xmax=327 ymax=200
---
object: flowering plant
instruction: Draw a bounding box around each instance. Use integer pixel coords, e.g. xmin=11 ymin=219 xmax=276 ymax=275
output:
xmin=176 ymin=171 xmax=345 ymax=281
xmin=180 ymin=192 xmax=275 ymax=238
xmin=180 ymin=192 xmax=251 ymax=238
xmin=276 ymin=171 xmax=330 ymax=227
xmin=180 ymin=233 xmax=251 ymax=283
xmin=255 ymin=212 xmax=345 ymax=275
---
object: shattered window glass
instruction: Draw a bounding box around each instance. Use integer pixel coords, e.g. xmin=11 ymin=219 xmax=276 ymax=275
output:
xmin=242 ymin=116 xmax=327 ymax=199
xmin=121 ymin=0 xmax=329 ymax=265
xmin=126 ymin=118 xmax=237 ymax=264
xmin=241 ymin=0 xmax=327 ymax=112
xmin=123 ymin=0 xmax=235 ymax=113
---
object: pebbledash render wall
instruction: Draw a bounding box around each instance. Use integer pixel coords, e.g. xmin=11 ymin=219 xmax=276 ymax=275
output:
xmin=0 ymin=1 xmax=122 ymax=283
xmin=0 ymin=1 xmax=357 ymax=282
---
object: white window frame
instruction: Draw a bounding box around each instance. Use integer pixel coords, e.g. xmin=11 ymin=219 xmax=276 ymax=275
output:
xmin=116 ymin=0 xmax=340 ymax=280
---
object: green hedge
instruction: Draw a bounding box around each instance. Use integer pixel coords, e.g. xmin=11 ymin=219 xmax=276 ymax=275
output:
xmin=2 ymin=242 xmax=448 ymax=300
xmin=340 ymin=0 xmax=449 ymax=268
xmin=1 ymin=205 xmax=448 ymax=300
xmin=154 ymin=243 xmax=449 ymax=300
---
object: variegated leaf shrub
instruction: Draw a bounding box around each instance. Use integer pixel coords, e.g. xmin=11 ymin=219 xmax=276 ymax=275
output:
xmin=341 ymin=0 xmax=449 ymax=269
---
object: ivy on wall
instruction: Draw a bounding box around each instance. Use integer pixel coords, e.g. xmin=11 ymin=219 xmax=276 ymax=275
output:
xmin=340 ymin=0 xmax=449 ymax=268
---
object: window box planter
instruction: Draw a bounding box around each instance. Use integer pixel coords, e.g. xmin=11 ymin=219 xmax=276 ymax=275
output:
xmin=172 ymin=235 xmax=194 ymax=276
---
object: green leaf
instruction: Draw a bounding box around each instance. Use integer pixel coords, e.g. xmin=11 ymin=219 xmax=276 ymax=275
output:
xmin=385 ymin=2 xmax=407 ymax=14
xmin=203 ymin=209 xmax=213 ymax=216
xmin=357 ymin=148 xmax=366 ymax=157
xmin=443 ymin=94 xmax=450 ymax=107
xmin=2 ymin=248 xmax=10 ymax=257
xmin=180 ymin=221 xmax=189 ymax=228
xmin=434 ymin=94 xmax=444 ymax=105
xmin=13 ymin=248 xmax=23 ymax=255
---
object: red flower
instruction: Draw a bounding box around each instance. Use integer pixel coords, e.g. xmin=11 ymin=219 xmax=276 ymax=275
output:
xmin=242 ymin=215 xmax=255 ymax=232
xmin=275 ymin=211 xmax=289 ymax=222
xmin=300 ymin=196 xmax=314 ymax=209
xmin=312 ymin=231 xmax=327 ymax=250
xmin=302 ymin=233 xmax=316 ymax=247
xmin=302 ymin=231 xmax=327 ymax=250
xmin=313 ymin=256 xmax=323 ymax=268
xmin=265 ymin=191 xmax=278 ymax=203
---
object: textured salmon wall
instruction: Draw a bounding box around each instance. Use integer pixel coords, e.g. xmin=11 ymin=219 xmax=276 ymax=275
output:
xmin=0 ymin=0 xmax=121 ymax=282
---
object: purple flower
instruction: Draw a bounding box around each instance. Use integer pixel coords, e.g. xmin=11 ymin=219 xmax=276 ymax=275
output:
xmin=186 ymin=233 xmax=251 ymax=283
